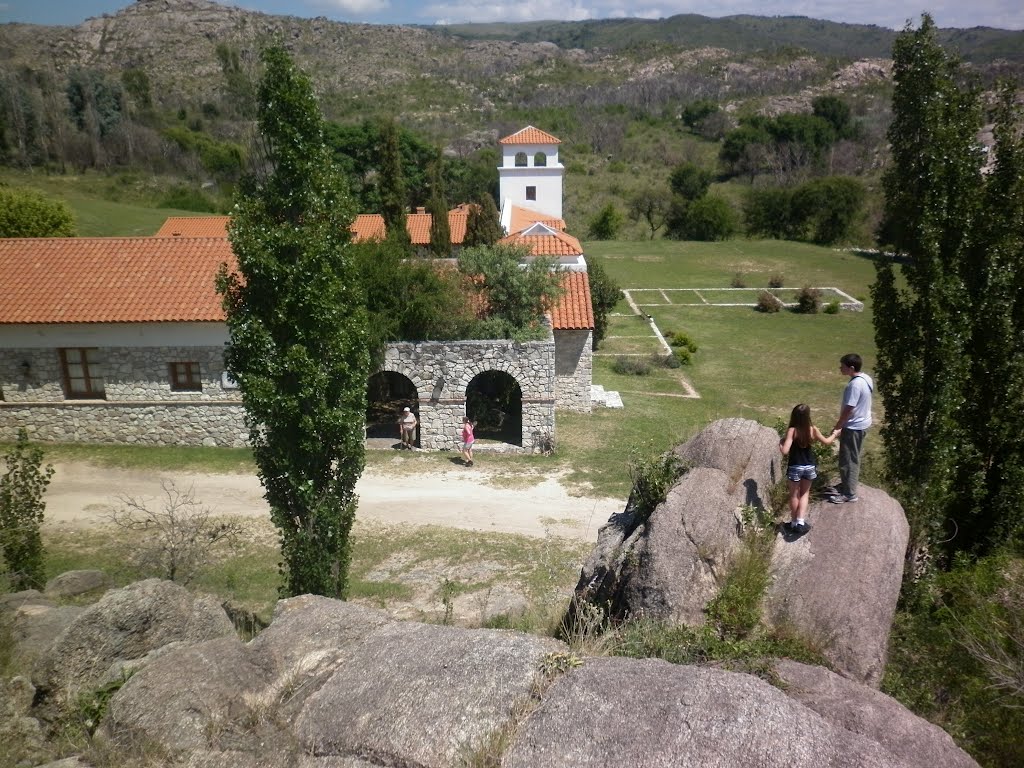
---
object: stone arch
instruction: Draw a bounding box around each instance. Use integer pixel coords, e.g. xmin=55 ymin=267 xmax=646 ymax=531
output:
xmin=465 ymin=369 xmax=523 ymax=447
xmin=366 ymin=370 xmax=419 ymax=445
xmin=534 ymin=151 xmax=547 ymax=167
xmin=514 ymin=151 xmax=528 ymax=167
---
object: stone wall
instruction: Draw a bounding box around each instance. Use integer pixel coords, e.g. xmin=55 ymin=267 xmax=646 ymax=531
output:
xmin=553 ymin=329 xmax=592 ymax=413
xmin=1 ymin=335 xmax=566 ymax=453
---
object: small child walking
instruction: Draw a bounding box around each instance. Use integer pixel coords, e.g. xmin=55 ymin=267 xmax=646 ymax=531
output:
xmin=461 ymin=416 xmax=475 ymax=467
xmin=779 ymin=404 xmax=838 ymax=535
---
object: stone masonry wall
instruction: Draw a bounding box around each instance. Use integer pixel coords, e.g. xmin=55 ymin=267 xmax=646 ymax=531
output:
xmin=554 ymin=329 xmax=592 ymax=413
xmin=1 ymin=336 xmax=565 ymax=453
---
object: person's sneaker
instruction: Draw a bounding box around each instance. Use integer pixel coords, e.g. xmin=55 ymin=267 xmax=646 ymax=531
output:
xmin=829 ymin=493 xmax=859 ymax=504
xmin=793 ymin=521 xmax=811 ymax=535
xmin=782 ymin=521 xmax=794 ymax=533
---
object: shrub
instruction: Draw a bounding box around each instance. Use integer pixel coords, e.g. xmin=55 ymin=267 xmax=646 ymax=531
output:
xmin=0 ymin=187 xmax=75 ymax=237
xmin=587 ymin=203 xmax=624 ymax=240
xmin=674 ymin=347 xmax=693 ymax=365
xmin=612 ymin=356 xmax=651 ymax=376
xmin=627 ymin=450 xmax=686 ymax=521
xmin=794 ymin=285 xmax=821 ymax=314
xmin=159 ymin=186 xmax=218 ymax=212
xmin=731 ymin=272 xmax=747 ymax=288
xmin=656 ymin=353 xmax=681 ymax=369
xmin=768 ymin=273 xmax=785 ymax=288
xmin=682 ymin=195 xmax=739 ymax=241
xmin=756 ymin=290 xmax=783 ymax=313
xmin=0 ymin=429 xmax=55 ymax=591
xmin=824 ymin=300 xmax=840 ymax=314
xmin=669 ymin=332 xmax=698 ymax=353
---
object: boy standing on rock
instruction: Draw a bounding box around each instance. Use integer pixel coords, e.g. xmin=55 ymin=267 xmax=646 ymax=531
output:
xmin=830 ymin=353 xmax=874 ymax=504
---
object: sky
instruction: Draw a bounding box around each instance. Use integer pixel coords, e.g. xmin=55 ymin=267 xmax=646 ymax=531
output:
xmin=0 ymin=0 xmax=1022 ymax=32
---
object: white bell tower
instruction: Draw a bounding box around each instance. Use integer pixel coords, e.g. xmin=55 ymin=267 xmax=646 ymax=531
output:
xmin=498 ymin=126 xmax=564 ymax=222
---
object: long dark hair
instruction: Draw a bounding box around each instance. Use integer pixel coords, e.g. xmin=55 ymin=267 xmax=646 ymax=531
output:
xmin=788 ymin=404 xmax=812 ymax=449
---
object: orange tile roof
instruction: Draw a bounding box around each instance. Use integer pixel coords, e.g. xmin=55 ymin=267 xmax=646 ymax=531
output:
xmin=350 ymin=214 xmax=387 ymax=242
xmin=500 ymin=229 xmax=583 ymax=257
xmin=499 ymin=126 xmax=562 ymax=145
xmin=0 ymin=237 xmax=234 ymax=324
xmin=154 ymin=216 xmax=230 ymax=237
xmin=509 ymin=204 xmax=565 ymax=233
xmin=550 ymin=271 xmax=593 ymax=330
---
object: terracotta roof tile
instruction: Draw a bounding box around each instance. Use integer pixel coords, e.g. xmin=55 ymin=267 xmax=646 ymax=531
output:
xmin=154 ymin=216 xmax=230 ymax=237
xmin=499 ymin=126 xmax=562 ymax=145
xmin=350 ymin=214 xmax=387 ymax=242
xmin=500 ymin=229 xmax=583 ymax=257
xmin=509 ymin=204 xmax=564 ymax=233
xmin=0 ymin=237 xmax=234 ymax=324
xmin=550 ymin=271 xmax=594 ymax=330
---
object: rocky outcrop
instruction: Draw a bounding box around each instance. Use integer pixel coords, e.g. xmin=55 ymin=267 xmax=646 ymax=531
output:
xmin=44 ymin=569 xmax=110 ymax=598
xmin=3 ymin=582 xmax=977 ymax=767
xmin=32 ymin=578 xmax=235 ymax=707
xmin=569 ymin=418 xmax=908 ymax=687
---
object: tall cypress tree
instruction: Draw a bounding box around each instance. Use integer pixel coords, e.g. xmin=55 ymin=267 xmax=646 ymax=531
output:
xmin=378 ymin=118 xmax=410 ymax=246
xmin=872 ymin=16 xmax=1024 ymax=557
xmin=464 ymin=192 xmax=503 ymax=247
xmin=218 ymin=45 xmax=369 ymax=598
xmin=427 ymin=155 xmax=451 ymax=257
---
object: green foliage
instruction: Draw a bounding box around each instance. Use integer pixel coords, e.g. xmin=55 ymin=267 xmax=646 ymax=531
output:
xmin=627 ymin=449 xmax=686 ymax=521
xmin=730 ymin=272 xmax=747 ymax=288
xmin=352 ymin=237 xmax=475 ymax=360
xmin=65 ymin=68 xmax=123 ymax=137
xmin=768 ymin=273 xmax=785 ymax=288
xmin=163 ymin=126 xmax=244 ymax=183
xmin=0 ymin=429 xmax=55 ymax=591
xmin=812 ymin=94 xmax=855 ymax=139
xmin=823 ymin=300 xmax=840 ymax=314
xmin=885 ymin=554 xmax=1024 ymax=766
xmin=0 ymin=185 xmax=74 ymax=237
xmin=377 ymin=118 xmax=411 ymax=244
xmin=587 ymin=202 xmax=623 ymax=240
xmin=628 ymin=187 xmax=669 ymax=239
xmin=217 ymin=45 xmax=370 ymax=599
xmin=674 ymin=195 xmax=739 ymax=241
xmin=586 ymin=256 xmax=622 ymax=350
xmin=680 ymin=99 xmax=719 ymax=129
xmin=793 ymin=285 xmax=821 ymax=314
xmin=668 ymin=162 xmax=713 ymax=200
xmin=458 ymin=243 xmax=564 ymax=336
xmin=743 ymin=187 xmax=802 ymax=240
xmin=612 ymin=356 xmax=652 ymax=376
xmin=463 ymin=194 xmax=503 ymax=247
xmin=157 ymin=185 xmax=218 ymax=213
xmin=872 ymin=15 xmax=1024 ymax=558
xmin=427 ymin=194 xmax=451 ymax=257
xmin=745 ymin=176 xmax=866 ymax=245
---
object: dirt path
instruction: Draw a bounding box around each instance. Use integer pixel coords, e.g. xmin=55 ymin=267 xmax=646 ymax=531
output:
xmin=43 ymin=462 xmax=625 ymax=542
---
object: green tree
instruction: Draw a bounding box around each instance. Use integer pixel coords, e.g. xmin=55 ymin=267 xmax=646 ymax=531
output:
xmin=669 ymin=162 xmax=713 ymax=200
xmin=587 ymin=202 xmax=623 ymax=240
xmin=812 ymin=95 xmax=855 ymax=139
xmin=426 ymin=156 xmax=451 ymax=257
xmin=586 ymin=256 xmax=622 ymax=350
xmin=217 ymin=45 xmax=370 ymax=598
xmin=0 ymin=429 xmax=55 ymax=591
xmin=628 ymin=187 xmax=669 ymax=239
xmin=0 ymin=186 xmax=75 ymax=237
xmin=671 ymin=195 xmax=738 ymax=241
xmin=791 ymin=176 xmax=866 ymax=244
xmin=463 ymin=193 xmax=503 ymax=247
xmin=378 ymin=118 xmax=411 ymax=246
xmin=458 ymin=243 xmax=563 ymax=339
xmin=743 ymin=187 xmax=800 ymax=240
xmin=871 ymin=15 xmax=1024 ymax=557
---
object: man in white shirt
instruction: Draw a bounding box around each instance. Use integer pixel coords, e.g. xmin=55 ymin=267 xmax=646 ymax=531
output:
xmin=830 ymin=353 xmax=874 ymax=504
xmin=399 ymin=406 xmax=418 ymax=449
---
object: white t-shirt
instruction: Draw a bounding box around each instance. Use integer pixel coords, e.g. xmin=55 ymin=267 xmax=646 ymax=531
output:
xmin=842 ymin=374 xmax=874 ymax=430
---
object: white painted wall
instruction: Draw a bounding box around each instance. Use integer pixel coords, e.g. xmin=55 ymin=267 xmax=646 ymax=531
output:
xmin=499 ymin=142 xmax=564 ymax=221
xmin=0 ymin=322 xmax=228 ymax=348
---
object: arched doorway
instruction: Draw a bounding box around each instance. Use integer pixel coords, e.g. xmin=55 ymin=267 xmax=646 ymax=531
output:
xmin=366 ymin=371 xmax=418 ymax=446
xmin=466 ymin=371 xmax=523 ymax=447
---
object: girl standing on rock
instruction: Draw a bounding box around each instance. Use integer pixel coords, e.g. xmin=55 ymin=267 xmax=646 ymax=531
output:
xmin=779 ymin=404 xmax=838 ymax=535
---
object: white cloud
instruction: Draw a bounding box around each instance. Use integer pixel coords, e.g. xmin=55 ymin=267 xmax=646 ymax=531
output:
xmin=306 ymin=0 xmax=391 ymax=16
xmin=423 ymin=0 xmax=592 ymax=24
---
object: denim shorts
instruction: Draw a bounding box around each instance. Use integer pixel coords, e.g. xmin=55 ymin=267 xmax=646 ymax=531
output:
xmin=787 ymin=464 xmax=817 ymax=482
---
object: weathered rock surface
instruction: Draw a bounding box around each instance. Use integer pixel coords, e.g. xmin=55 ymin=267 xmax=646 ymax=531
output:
xmin=44 ymin=569 xmax=110 ymax=597
xmin=3 ymin=586 xmax=976 ymax=768
xmin=764 ymin=486 xmax=909 ymax=685
xmin=773 ymin=659 xmax=978 ymax=768
xmin=569 ymin=418 xmax=782 ymax=625
xmin=570 ymin=418 xmax=909 ymax=686
xmin=32 ymin=578 xmax=235 ymax=704
xmin=505 ymin=657 xmax=903 ymax=767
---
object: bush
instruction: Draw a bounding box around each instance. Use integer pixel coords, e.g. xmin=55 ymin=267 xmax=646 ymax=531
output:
xmin=768 ymin=273 xmax=785 ymax=288
xmin=756 ymin=290 xmax=783 ymax=313
xmin=674 ymin=347 xmax=693 ymax=365
xmin=587 ymin=257 xmax=622 ymax=350
xmin=0 ymin=186 xmax=75 ymax=237
xmin=627 ymin=450 xmax=686 ymax=521
xmin=612 ymin=356 xmax=651 ymax=376
xmin=672 ymin=195 xmax=739 ymax=241
xmin=669 ymin=332 xmax=698 ymax=353
xmin=656 ymin=353 xmax=681 ymax=369
xmin=587 ymin=203 xmax=624 ymax=240
xmin=824 ymin=300 xmax=840 ymax=314
xmin=731 ymin=272 xmax=747 ymax=288
xmin=0 ymin=430 xmax=55 ymax=591
xmin=794 ymin=285 xmax=821 ymax=314
xmin=159 ymin=186 xmax=218 ymax=213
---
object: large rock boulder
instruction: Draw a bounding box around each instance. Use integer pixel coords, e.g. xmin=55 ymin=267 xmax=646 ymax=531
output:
xmin=505 ymin=657 xmax=907 ymax=767
xmin=33 ymin=578 xmax=235 ymax=705
xmin=764 ymin=486 xmax=909 ymax=685
xmin=91 ymin=595 xmax=977 ymax=767
xmin=44 ymin=569 xmax=110 ymax=598
xmin=773 ymin=660 xmax=977 ymax=768
xmin=569 ymin=418 xmax=909 ymax=687
xmin=569 ymin=418 xmax=782 ymax=625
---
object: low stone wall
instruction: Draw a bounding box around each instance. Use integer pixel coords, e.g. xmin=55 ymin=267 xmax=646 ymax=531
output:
xmin=0 ymin=401 xmax=248 ymax=447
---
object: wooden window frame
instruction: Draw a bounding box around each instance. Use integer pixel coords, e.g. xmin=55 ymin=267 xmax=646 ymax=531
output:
xmin=169 ymin=361 xmax=202 ymax=392
xmin=59 ymin=348 xmax=105 ymax=399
